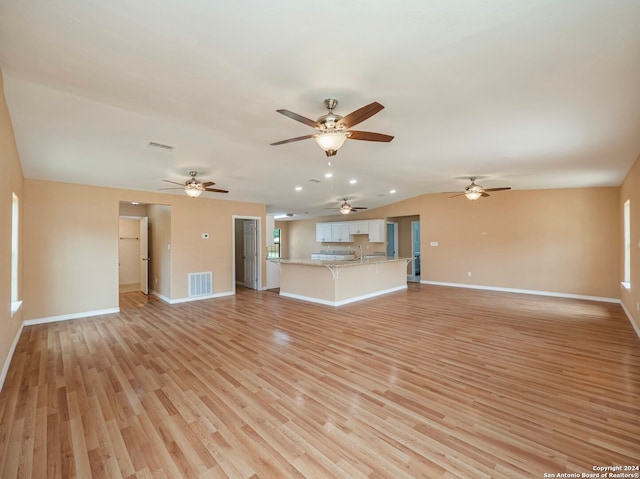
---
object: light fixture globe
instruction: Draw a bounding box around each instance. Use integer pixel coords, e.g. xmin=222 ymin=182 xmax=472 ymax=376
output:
xmin=465 ymin=190 xmax=482 ymax=200
xmin=314 ymin=131 xmax=347 ymax=156
xmin=340 ymin=204 xmax=351 ymax=215
xmin=185 ymin=183 xmax=203 ymax=198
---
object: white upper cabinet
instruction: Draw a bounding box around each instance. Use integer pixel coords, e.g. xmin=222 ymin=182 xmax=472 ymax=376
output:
xmin=368 ymin=220 xmax=385 ymax=242
xmin=316 ymin=223 xmax=333 ymax=242
xmin=331 ymin=222 xmax=351 ymax=242
xmin=348 ymin=221 xmax=369 ymax=235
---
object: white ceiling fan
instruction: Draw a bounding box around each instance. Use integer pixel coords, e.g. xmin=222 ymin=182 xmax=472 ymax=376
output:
xmin=450 ymin=177 xmax=511 ymax=200
xmin=160 ymin=171 xmax=229 ymax=198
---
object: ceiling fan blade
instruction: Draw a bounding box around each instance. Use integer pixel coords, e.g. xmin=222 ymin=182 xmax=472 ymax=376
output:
xmin=347 ymin=130 xmax=394 ymax=142
xmin=270 ymin=134 xmax=315 ymax=146
xmin=449 ymin=193 xmax=466 ymax=198
xmin=338 ymin=102 xmax=384 ymax=129
xmin=162 ymin=180 xmax=186 ymax=186
xmin=276 ymin=109 xmax=318 ymax=128
xmin=200 ymin=181 xmax=215 ymax=187
xmin=204 ymin=187 xmax=229 ymax=193
xmin=481 ymin=192 xmax=490 ymax=197
xmin=158 ymin=187 xmax=184 ymax=190
xmin=351 ymin=207 xmax=368 ymax=210
xmin=484 ymin=187 xmax=511 ymax=192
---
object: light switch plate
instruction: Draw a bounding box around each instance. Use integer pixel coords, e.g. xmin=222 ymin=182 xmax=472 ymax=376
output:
xmin=202 ymin=233 xmax=210 ymax=239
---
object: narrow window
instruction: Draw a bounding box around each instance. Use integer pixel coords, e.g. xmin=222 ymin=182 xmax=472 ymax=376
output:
xmin=11 ymin=193 xmax=19 ymax=303
xmin=267 ymin=228 xmax=281 ymax=259
xmin=623 ymin=199 xmax=631 ymax=286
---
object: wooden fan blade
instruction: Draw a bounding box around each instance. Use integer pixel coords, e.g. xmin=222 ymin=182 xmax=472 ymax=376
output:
xmin=347 ymin=130 xmax=394 ymax=142
xmin=201 ymin=181 xmax=215 ymax=187
xmin=449 ymin=193 xmax=465 ymax=198
xmin=351 ymin=207 xmax=368 ymax=210
xmin=481 ymin=192 xmax=490 ymax=197
xmin=484 ymin=187 xmax=511 ymax=192
xmin=158 ymin=187 xmax=184 ymax=190
xmin=338 ymin=102 xmax=384 ymax=128
xmin=162 ymin=180 xmax=186 ymax=186
xmin=276 ymin=110 xmax=318 ymax=128
xmin=204 ymin=188 xmax=229 ymax=193
xmin=270 ymin=134 xmax=315 ymax=146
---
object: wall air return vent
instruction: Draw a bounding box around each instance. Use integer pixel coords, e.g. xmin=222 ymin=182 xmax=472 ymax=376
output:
xmin=188 ymin=272 xmax=212 ymax=297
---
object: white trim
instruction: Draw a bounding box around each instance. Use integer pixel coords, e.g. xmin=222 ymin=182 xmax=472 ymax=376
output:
xmin=10 ymin=300 xmax=22 ymax=317
xmin=621 ymin=281 xmax=631 ymax=291
xmin=280 ymin=285 xmax=407 ymax=307
xmin=620 ymin=301 xmax=640 ymax=339
xmin=0 ymin=321 xmax=24 ymax=393
xmin=152 ymin=290 xmax=234 ymax=304
xmin=23 ymin=307 xmax=120 ymax=326
xmin=232 ymin=215 xmax=263 ymax=294
xmin=421 ymin=281 xmax=619 ymax=303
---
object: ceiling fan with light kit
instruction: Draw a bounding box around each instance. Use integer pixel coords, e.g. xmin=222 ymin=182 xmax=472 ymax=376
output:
xmin=160 ymin=171 xmax=229 ymax=198
xmin=326 ymin=198 xmax=368 ymax=215
xmin=449 ymin=177 xmax=511 ymax=201
xmin=270 ymin=98 xmax=394 ymax=157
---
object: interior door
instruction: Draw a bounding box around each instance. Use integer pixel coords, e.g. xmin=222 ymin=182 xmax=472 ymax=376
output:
xmin=386 ymin=222 xmax=397 ymax=257
xmin=139 ymin=217 xmax=149 ymax=294
xmin=411 ymin=220 xmax=421 ymax=277
xmin=243 ymin=220 xmax=258 ymax=290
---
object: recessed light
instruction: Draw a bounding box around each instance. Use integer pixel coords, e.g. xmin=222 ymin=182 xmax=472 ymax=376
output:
xmin=390 ymin=189 xmax=397 ymax=194
xmin=349 ymin=179 xmax=357 ymax=184
xmin=295 ymin=186 xmax=302 ymax=191
xmin=325 ymin=173 xmax=333 ymax=178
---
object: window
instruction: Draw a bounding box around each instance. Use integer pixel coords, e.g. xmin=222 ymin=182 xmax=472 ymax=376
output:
xmin=11 ymin=193 xmax=21 ymax=313
xmin=267 ymin=228 xmax=281 ymax=258
xmin=623 ymin=199 xmax=631 ymax=288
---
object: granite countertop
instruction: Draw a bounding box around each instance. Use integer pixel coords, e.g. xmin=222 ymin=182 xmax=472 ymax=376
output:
xmin=278 ymin=256 xmax=413 ymax=267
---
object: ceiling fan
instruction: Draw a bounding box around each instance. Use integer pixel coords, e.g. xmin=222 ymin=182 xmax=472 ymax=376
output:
xmin=326 ymin=198 xmax=368 ymax=215
xmin=160 ymin=171 xmax=229 ymax=198
xmin=450 ymin=177 xmax=511 ymax=200
xmin=270 ymin=98 xmax=394 ymax=157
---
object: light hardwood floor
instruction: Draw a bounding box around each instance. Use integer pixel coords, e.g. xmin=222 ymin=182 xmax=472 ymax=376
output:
xmin=1 ymin=284 xmax=639 ymax=478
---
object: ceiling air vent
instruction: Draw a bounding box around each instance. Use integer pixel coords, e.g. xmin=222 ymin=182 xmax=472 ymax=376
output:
xmin=148 ymin=141 xmax=175 ymax=151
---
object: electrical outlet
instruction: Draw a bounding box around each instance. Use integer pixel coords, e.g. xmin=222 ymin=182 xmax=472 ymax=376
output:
xmin=467 ymin=272 xmax=472 ymax=277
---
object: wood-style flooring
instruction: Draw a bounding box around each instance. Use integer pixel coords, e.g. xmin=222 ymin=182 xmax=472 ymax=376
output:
xmin=1 ymin=284 xmax=639 ymax=478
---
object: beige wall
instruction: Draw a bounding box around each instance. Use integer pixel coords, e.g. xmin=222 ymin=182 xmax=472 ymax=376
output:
xmin=286 ymin=187 xmax=620 ymax=299
xmin=620 ymin=154 xmax=640 ymax=331
xmin=118 ymin=218 xmax=141 ymax=286
xmin=23 ymin=180 xmax=265 ymax=320
xmin=0 ymin=70 xmax=24 ymax=386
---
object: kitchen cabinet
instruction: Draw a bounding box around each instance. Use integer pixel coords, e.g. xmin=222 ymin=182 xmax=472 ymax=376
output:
xmin=348 ymin=221 xmax=369 ymax=235
xmin=368 ymin=220 xmax=385 ymax=242
xmin=316 ymin=223 xmax=333 ymax=242
xmin=331 ymin=222 xmax=351 ymax=242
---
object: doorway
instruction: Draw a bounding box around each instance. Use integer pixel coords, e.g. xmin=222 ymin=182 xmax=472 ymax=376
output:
xmin=233 ymin=217 xmax=261 ymax=291
xmin=387 ymin=214 xmax=421 ymax=282
xmin=118 ymin=216 xmax=149 ymax=294
xmin=410 ymin=220 xmax=421 ymax=281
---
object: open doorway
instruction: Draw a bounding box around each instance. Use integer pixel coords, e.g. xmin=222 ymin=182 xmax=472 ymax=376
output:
xmin=387 ymin=215 xmax=421 ymax=282
xmin=118 ymin=202 xmax=172 ymax=308
xmin=233 ymin=216 xmax=262 ymax=291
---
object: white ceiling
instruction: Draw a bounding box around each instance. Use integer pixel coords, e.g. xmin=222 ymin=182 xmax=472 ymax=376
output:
xmin=1 ymin=0 xmax=639 ymax=218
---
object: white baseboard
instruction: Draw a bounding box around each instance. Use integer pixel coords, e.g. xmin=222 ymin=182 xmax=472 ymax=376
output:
xmin=23 ymin=307 xmax=120 ymax=326
xmin=0 ymin=321 xmax=25 ymax=393
xmin=280 ymin=285 xmax=407 ymax=307
xmin=421 ymin=281 xmax=619 ymax=303
xmin=151 ymin=290 xmax=235 ymax=304
xmin=620 ymin=301 xmax=640 ymax=339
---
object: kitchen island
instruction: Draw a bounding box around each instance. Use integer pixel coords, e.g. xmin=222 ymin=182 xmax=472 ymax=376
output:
xmin=278 ymin=257 xmax=412 ymax=306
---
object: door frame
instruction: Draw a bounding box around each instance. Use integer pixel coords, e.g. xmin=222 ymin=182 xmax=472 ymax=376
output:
xmin=411 ymin=220 xmax=421 ymax=278
xmin=232 ymin=215 xmax=262 ymax=293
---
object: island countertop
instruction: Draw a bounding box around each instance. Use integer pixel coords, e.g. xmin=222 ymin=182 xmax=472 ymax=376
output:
xmin=276 ymin=256 xmax=412 ymax=268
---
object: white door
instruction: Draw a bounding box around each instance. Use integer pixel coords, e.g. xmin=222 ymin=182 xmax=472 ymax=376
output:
xmin=243 ymin=220 xmax=258 ymax=290
xmin=139 ymin=217 xmax=149 ymax=294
